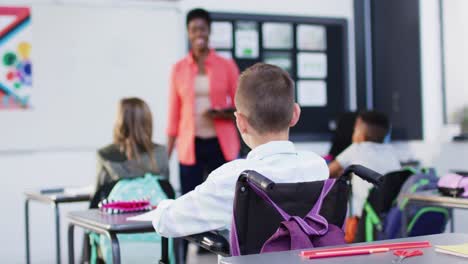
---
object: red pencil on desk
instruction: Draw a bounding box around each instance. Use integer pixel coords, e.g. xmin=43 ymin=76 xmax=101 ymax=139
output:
xmin=301 ymin=241 xmax=431 ymax=257
xmin=308 ymin=247 xmax=389 ymax=259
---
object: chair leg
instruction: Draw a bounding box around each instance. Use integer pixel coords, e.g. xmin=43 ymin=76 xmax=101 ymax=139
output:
xmin=449 ymin=209 xmax=455 ymax=232
xmin=24 ymin=199 xmax=31 ymax=264
xmin=53 ymin=203 xmax=61 ymax=264
xmin=68 ymin=224 xmax=75 ymax=264
xmin=159 ymin=237 xmax=169 ymax=264
xmin=109 ymin=232 xmax=121 ymax=264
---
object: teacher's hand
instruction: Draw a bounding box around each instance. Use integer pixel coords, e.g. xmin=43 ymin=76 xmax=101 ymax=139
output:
xmin=204 ymin=108 xmax=236 ymax=120
xmin=167 ymin=136 xmax=177 ymax=159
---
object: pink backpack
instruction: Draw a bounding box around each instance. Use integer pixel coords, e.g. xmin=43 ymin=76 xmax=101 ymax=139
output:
xmin=438 ymin=173 xmax=468 ymax=198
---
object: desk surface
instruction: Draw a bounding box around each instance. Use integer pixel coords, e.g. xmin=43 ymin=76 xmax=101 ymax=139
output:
xmin=25 ymin=190 xmax=92 ymax=204
xmin=221 ymin=234 xmax=468 ymax=264
xmin=68 ymin=209 xmax=154 ymax=232
xmin=403 ymin=190 xmax=468 ymax=209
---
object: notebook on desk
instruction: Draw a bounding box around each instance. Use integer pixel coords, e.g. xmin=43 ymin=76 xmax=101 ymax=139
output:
xmin=435 ymin=243 xmax=468 ymax=258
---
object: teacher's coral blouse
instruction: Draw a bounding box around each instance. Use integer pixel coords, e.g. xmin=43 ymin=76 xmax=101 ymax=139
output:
xmin=167 ymin=50 xmax=240 ymax=165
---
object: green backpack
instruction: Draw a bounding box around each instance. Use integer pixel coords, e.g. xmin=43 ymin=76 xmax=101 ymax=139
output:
xmin=89 ymin=174 xmax=175 ymax=264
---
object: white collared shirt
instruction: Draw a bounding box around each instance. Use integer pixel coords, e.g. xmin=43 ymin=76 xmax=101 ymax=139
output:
xmin=136 ymin=141 xmax=329 ymax=238
xmin=336 ymin=142 xmax=401 ymax=216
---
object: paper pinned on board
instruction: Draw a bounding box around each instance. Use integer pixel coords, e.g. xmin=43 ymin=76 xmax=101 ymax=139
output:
xmin=263 ymin=52 xmax=292 ymax=74
xmin=235 ymin=21 xmax=259 ymax=59
xmin=210 ymin=22 xmax=233 ymax=49
xmin=297 ymin=80 xmax=327 ymax=107
xmin=297 ymin=52 xmax=327 ymax=78
xmin=216 ymin=50 xmax=233 ymax=59
xmin=297 ymin=24 xmax=327 ymax=51
xmin=262 ymin=22 xmax=293 ymax=49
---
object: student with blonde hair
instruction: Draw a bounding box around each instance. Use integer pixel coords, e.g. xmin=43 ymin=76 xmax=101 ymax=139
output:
xmin=94 ymin=97 xmax=169 ymax=193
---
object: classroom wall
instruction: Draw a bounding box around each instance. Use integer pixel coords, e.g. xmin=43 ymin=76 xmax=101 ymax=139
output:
xmin=443 ymin=0 xmax=468 ymax=123
xmin=1 ymin=0 xmax=466 ymax=263
xmin=0 ymin=0 xmax=184 ymax=263
xmin=0 ymin=0 xmax=350 ymax=263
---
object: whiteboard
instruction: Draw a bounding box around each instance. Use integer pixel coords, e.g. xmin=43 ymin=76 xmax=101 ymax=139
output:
xmin=0 ymin=3 xmax=184 ymax=151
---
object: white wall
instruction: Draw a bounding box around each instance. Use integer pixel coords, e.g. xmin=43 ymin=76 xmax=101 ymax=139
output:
xmin=0 ymin=0 xmax=351 ymax=263
xmin=0 ymin=0 xmax=184 ymax=263
xmin=1 ymin=0 xmax=466 ymax=263
xmin=443 ymin=0 xmax=468 ymax=122
xmin=0 ymin=1 xmax=183 ymax=151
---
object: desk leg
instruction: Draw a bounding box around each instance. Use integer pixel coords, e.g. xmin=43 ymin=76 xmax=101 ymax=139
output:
xmin=449 ymin=209 xmax=455 ymax=233
xmin=25 ymin=199 xmax=31 ymax=264
xmin=68 ymin=224 xmax=75 ymax=264
xmin=53 ymin=203 xmax=61 ymax=264
xmin=108 ymin=232 xmax=121 ymax=264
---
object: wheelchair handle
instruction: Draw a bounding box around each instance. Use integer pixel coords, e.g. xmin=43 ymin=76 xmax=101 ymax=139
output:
xmin=342 ymin=165 xmax=384 ymax=187
xmin=239 ymin=170 xmax=275 ymax=191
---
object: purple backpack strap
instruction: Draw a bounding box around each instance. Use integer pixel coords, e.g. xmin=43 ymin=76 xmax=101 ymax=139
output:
xmin=230 ymin=178 xmax=336 ymax=255
xmin=230 ymin=180 xmax=290 ymax=256
xmin=304 ymin=179 xmax=336 ymax=235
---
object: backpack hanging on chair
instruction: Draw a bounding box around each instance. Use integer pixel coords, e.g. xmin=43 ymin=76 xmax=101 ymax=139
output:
xmin=384 ymin=168 xmax=449 ymax=239
xmin=89 ymin=173 xmax=175 ymax=264
xmin=230 ymin=178 xmax=345 ymax=256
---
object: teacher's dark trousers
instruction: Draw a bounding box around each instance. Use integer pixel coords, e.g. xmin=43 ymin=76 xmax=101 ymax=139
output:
xmin=178 ymin=137 xmax=227 ymax=262
xmin=179 ymin=137 xmax=227 ymax=194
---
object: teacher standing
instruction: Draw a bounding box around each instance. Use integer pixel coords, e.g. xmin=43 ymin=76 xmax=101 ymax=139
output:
xmin=167 ymin=8 xmax=240 ymax=197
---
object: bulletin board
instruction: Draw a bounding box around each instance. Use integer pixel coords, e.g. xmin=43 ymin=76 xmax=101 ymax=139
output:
xmin=210 ymin=12 xmax=349 ymax=141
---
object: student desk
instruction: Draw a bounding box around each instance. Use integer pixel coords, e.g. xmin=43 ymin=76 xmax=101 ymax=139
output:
xmin=401 ymin=190 xmax=468 ymax=235
xmin=24 ymin=189 xmax=92 ymax=264
xmin=220 ymin=233 xmax=468 ymax=264
xmin=67 ymin=209 xmax=164 ymax=264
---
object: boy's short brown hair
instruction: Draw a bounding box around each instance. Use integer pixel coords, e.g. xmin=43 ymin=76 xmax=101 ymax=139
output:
xmin=235 ymin=63 xmax=295 ymax=134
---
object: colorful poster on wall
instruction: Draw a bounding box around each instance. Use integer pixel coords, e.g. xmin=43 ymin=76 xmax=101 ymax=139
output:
xmin=0 ymin=7 xmax=32 ymax=110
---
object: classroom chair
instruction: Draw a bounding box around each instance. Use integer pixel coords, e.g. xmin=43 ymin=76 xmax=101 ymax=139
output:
xmin=354 ymin=168 xmax=448 ymax=243
xmin=354 ymin=169 xmax=413 ymax=243
xmin=88 ymin=174 xmax=176 ymax=264
xmin=385 ymin=168 xmax=449 ymax=239
xmin=159 ymin=165 xmax=384 ymax=262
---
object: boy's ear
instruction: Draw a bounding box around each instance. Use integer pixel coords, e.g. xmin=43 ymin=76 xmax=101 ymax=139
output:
xmin=289 ymin=103 xmax=301 ymax=127
xmin=235 ymin=112 xmax=248 ymax=134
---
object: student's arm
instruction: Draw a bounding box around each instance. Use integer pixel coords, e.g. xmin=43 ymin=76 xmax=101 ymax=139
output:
xmin=329 ymin=144 xmax=356 ymax=178
xmin=329 ymin=160 xmax=344 ymax=178
xmin=150 ymin=173 xmax=231 ymax=237
xmin=166 ymin=66 xmax=180 ymax=158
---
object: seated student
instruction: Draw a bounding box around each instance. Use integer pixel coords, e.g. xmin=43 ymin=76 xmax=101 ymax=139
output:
xmin=328 ymin=111 xmax=401 ymax=216
xmin=324 ymin=112 xmax=358 ymax=163
xmin=136 ymin=63 xmax=329 ymax=238
xmin=94 ymin=97 xmax=169 ymax=197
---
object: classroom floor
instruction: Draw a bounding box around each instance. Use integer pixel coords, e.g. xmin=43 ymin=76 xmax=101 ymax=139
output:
xmin=187 ymin=244 xmax=218 ymax=264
